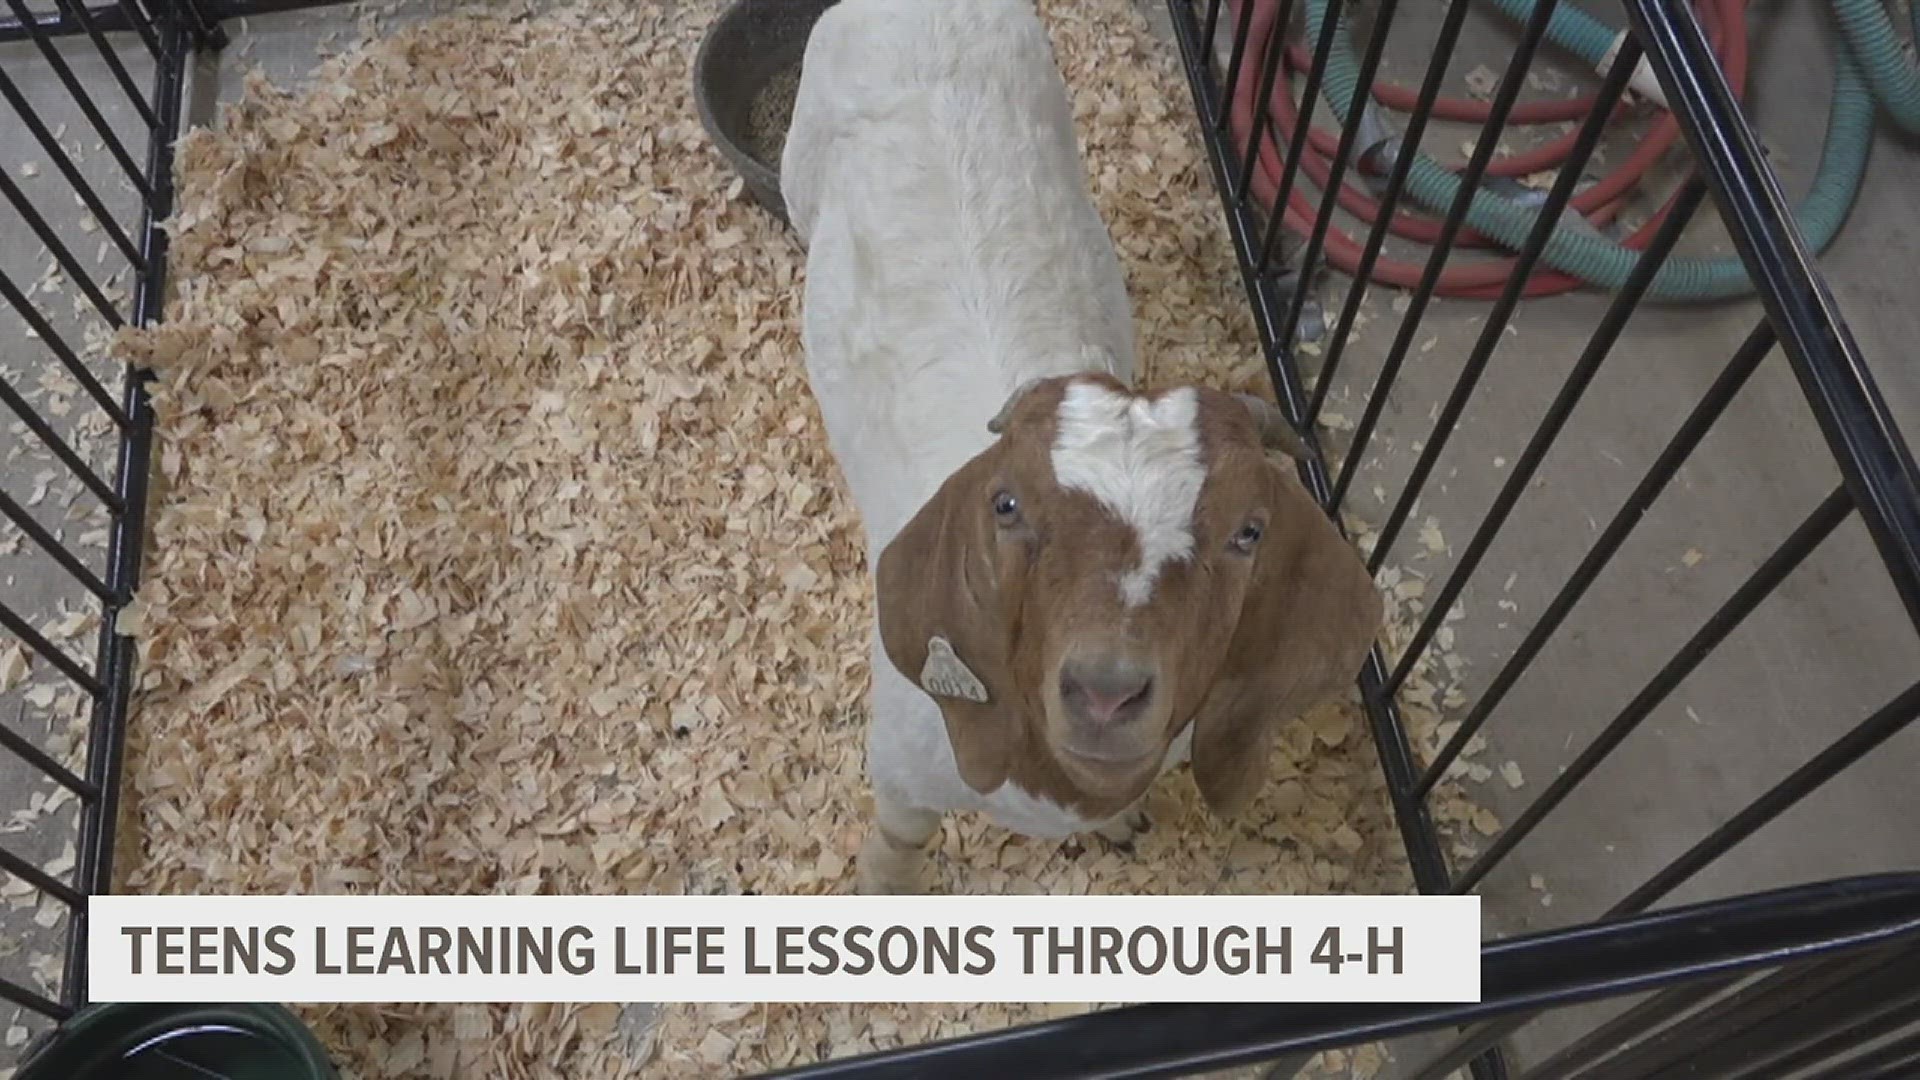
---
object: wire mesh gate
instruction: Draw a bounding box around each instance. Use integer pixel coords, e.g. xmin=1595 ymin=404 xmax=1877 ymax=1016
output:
xmin=2 ymin=0 xmax=1918 ymax=1076
xmin=0 ymin=0 xmax=189 ymax=1036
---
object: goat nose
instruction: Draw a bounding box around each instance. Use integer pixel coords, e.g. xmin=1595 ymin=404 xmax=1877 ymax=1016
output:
xmin=1060 ymin=656 xmax=1155 ymax=726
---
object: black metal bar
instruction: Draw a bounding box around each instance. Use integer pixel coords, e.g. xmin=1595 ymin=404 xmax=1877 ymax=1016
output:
xmin=1161 ymin=39 xmax=1482 ymax=1080
xmin=0 ymin=1 xmax=132 ymax=41
xmin=1428 ymin=939 xmax=1906 ymax=1080
xmin=752 ymin=875 xmax=1920 ymax=1079
xmin=0 ymin=975 xmax=70 ymax=1022
xmin=116 ymin=0 xmax=162 ymax=60
xmin=1437 ymin=810 xmax=1920 ymax=1080
xmin=0 ymin=603 xmax=103 ymax=697
xmin=1306 ymin=0 xmax=1473 ymax=426
xmin=1367 ymin=38 xmax=1641 ymax=574
xmin=191 ymin=0 xmax=358 ymax=14
xmin=1514 ymin=973 xmax=1749 ymax=1080
xmin=1216 ymin=0 xmax=1259 ymax=135
xmin=1753 ymin=995 xmax=1920 ymax=1079
xmin=1414 ymin=321 xmax=1775 ymax=798
xmin=1758 ymin=999 xmax=1920 ymax=1068
xmin=0 ymin=488 xmax=115 ymax=601
xmin=1454 ymin=484 xmax=1856 ymax=893
xmin=0 ymin=845 xmax=85 ymax=908
xmin=1202 ymin=0 xmax=1226 ymax=64
xmin=0 ymin=269 xmax=134 ymax=427
xmin=1277 ymin=0 xmax=1398 ymax=345
xmin=0 ymin=0 xmax=191 ymax=42
xmin=1623 ymin=0 xmax=1920 ymax=633
xmin=1710 ymin=980 xmax=1920 ymax=1079
xmin=1387 ymin=178 xmax=1708 ymax=696
xmin=0 ymin=67 xmax=146 ymax=268
xmin=62 ymin=2 xmax=185 ymax=1008
xmin=3 ymin=0 xmax=156 ymax=200
xmin=1823 ymin=1030 xmax=1920 ymax=1080
xmin=1232 ymin=0 xmax=1290 ymax=204
xmin=52 ymin=0 xmax=156 ymax=127
xmin=1327 ymin=0 xmax=1564 ymax=514
xmin=0 ymin=374 xmax=126 ymax=510
xmin=1165 ymin=0 xmax=1460 ymax=908
xmin=1254 ymin=0 xmax=1346 ymax=275
xmin=0 ymin=719 xmax=99 ymax=799
xmin=1625 ymin=944 xmax=1920 ymax=1080
xmin=1611 ymin=680 xmax=1920 ymax=915
xmin=0 ymin=167 xmax=126 ymax=327
xmin=160 ymin=0 xmax=227 ymax=51
xmin=1406 ymin=1022 xmax=1511 ymax=1080
xmin=1353 ymin=665 xmax=1469 ymax=970
xmin=1167 ymin=45 xmax=1487 ymax=1080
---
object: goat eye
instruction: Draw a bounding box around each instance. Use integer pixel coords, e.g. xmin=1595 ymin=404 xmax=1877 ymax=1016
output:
xmin=991 ymin=491 xmax=1019 ymax=520
xmin=1230 ymin=522 xmax=1263 ymax=552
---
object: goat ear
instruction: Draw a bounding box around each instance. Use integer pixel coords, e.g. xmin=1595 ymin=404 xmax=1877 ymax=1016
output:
xmin=1190 ymin=461 xmax=1383 ymax=814
xmin=874 ymin=450 xmax=1018 ymax=795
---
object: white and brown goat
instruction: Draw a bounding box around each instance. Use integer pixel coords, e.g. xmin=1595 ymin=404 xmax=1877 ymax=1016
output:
xmin=780 ymin=0 xmax=1383 ymax=893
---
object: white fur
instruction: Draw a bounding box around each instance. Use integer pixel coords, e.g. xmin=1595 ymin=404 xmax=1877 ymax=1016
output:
xmin=783 ymin=0 xmax=1180 ymax=854
xmin=783 ymin=0 xmax=1135 ymax=561
xmin=1051 ymin=383 xmax=1206 ymax=607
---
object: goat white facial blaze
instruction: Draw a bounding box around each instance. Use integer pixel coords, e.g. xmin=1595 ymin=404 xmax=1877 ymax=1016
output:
xmin=1049 ymin=382 xmax=1206 ymax=607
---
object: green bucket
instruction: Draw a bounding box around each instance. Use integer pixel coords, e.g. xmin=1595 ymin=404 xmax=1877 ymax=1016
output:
xmin=15 ymin=1002 xmax=338 ymax=1080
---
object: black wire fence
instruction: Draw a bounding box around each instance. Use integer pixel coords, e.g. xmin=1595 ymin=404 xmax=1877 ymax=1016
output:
xmin=2 ymin=0 xmax=1917 ymax=1077
xmin=1 ymin=0 xmax=182 ymax=1033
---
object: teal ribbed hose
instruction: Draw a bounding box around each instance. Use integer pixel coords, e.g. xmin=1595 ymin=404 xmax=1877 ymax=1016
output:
xmin=1830 ymin=0 xmax=1920 ymax=133
xmin=1303 ymin=0 xmax=1873 ymax=299
xmin=1474 ymin=0 xmax=1618 ymax=64
xmin=1480 ymin=0 xmax=1920 ymax=137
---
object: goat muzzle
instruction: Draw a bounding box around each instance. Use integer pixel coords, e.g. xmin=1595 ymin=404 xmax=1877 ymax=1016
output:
xmin=1052 ymin=651 xmax=1166 ymax=784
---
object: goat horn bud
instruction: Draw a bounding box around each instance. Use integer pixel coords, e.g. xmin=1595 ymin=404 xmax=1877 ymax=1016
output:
xmin=987 ymin=377 xmax=1048 ymax=435
xmin=1234 ymin=392 xmax=1315 ymax=460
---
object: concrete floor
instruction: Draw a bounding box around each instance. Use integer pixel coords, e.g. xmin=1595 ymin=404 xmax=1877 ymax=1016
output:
xmin=2 ymin=0 xmax=1917 ymax=1076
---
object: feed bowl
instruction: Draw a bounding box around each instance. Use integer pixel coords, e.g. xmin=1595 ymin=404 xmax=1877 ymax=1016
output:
xmin=692 ymin=0 xmax=840 ymax=227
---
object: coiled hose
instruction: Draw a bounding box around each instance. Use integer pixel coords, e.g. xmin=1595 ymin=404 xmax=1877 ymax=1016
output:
xmin=1225 ymin=0 xmax=1884 ymax=300
xmin=1225 ymin=0 xmax=1749 ymax=297
xmin=1831 ymin=0 xmax=1920 ymax=133
xmin=1247 ymin=0 xmax=1731 ymax=296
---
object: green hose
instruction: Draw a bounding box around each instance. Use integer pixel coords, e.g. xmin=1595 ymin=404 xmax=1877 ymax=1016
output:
xmin=1475 ymin=0 xmax=1618 ymax=64
xmin=1831 ymin=0 xmax=1920 ymax=133
xmin=1305 ymin=0 xmax=1874 ymax=299
xmin=1496 ymin=0 xmax=1920 ymax=137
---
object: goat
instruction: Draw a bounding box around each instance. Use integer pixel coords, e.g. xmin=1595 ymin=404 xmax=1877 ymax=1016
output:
xmin=781 ymin=0 xmax=1384 ymax=894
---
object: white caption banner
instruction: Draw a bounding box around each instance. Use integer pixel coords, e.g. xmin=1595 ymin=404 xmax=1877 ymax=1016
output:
xmin=90 ymin=894 xmax=1480 ymax=1004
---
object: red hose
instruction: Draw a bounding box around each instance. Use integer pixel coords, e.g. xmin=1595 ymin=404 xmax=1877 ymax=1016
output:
xmin=1259 ymin=0 xmax=1735 ymax=259
xmin=1284 ymin=43 xmax=1624 ymax=178
xmin=1225 ymin=0 xmax=1751 ymax=297
xmin=1286 ymin=42 xmax=1594 ymax=124
xmin=1278 ymin=0 xmax=1725 ymax=238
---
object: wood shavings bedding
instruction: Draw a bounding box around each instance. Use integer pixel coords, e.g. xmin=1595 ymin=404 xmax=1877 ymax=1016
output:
xmin=108 ymin=0 xmax=1496 ymax=1076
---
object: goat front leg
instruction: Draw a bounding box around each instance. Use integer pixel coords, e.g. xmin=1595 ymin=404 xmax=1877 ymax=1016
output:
xmin=1093 ymin=801 xmax=1151 ymax=850
xmin=856 ymin=787 xmax=941 ymax=895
